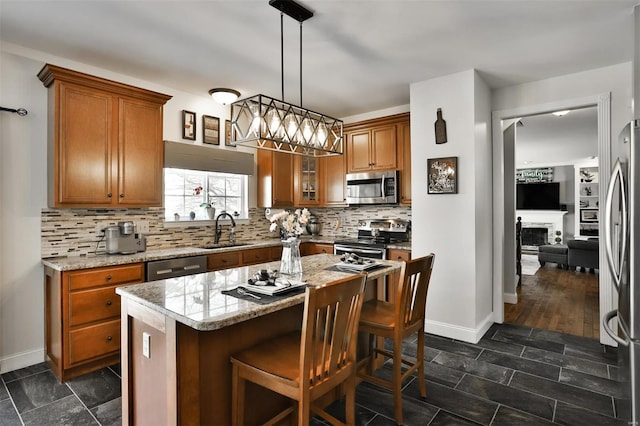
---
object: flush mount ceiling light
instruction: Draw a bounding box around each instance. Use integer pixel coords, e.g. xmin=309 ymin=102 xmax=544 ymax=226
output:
xmin=230 ymin=0 xmax=343 ymax=157
xmin=552 ymin=110 xmax=571 ymax=117
xmin=209 ymin=88 xmax=241 ymax=105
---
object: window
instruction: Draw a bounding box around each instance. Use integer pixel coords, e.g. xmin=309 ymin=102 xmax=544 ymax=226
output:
xmin=164 ymin=168 xmax=248 ymax=221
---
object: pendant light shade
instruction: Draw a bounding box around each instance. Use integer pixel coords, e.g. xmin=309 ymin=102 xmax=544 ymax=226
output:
xmin=209 ymin=88 xmax=241 ymax=105
xmin=230 ymin=0 xmax=343 ymax=157
xmin=231 ymin=94 xmax=343 ymax=156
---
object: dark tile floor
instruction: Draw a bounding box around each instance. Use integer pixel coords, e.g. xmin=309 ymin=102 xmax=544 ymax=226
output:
xmin=0 ymin=323 xmax=625 ymax=425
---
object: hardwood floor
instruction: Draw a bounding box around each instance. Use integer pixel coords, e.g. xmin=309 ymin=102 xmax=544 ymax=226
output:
xmin=505 ymin=261 xmax=600 ymax=339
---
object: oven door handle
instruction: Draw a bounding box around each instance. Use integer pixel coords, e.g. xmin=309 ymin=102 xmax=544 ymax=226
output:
xmin=335 ymin=246 xmax=384 ymax=256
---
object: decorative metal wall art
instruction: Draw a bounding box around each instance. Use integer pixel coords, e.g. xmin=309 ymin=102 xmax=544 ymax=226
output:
xmin=427 ymin=156 xmax=458 ymax=194
xmin=516 ymin=167 xmax=553 ymax=183
xmin=434 ymin=108 xmax=447 ymax=144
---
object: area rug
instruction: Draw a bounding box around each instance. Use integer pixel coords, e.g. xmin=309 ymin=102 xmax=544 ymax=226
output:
xmin=520 ymin=254 xmax=540 ymax=276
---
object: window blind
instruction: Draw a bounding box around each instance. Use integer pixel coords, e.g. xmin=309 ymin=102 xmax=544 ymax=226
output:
xmin=164 ymin=140 xmax=254 ymax=175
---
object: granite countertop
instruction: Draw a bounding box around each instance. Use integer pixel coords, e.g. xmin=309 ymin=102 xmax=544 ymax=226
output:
xmin=41 ymin=236 xmax=410 ymax=271
xmin=116 ymin=253 xmax=402 ymax=331
xmin=41 ymin=239 xmax=282 ymax=271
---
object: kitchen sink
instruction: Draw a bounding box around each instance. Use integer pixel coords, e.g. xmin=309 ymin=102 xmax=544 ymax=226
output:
xmin=199 ymin=243 xmax=250 ymax=250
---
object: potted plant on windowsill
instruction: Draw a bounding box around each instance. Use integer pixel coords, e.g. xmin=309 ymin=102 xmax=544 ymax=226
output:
xmin=200 ymin=203 xmax=215 ymax=220
xmin=194 ymin=186 xmax=215 ymax=220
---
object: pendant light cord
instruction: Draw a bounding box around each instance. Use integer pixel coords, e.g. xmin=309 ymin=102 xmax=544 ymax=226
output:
xmin=280 ymin=12 xmax=285 ymax=102
xmin=278 ymin=6 xmax=305 ymax=107
xmin=299 ymin=21 xmax=303 ymax=107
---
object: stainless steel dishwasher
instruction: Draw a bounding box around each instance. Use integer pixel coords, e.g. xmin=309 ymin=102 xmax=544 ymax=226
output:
xmin=146 ymin=255 xmax=208 ymax=281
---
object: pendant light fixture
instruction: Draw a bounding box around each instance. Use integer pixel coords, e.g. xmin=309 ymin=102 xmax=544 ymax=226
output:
xmin=230 ymin=0 xmax=343 ymax=157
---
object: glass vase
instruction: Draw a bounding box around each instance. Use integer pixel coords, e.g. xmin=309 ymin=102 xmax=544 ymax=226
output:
xmin=280 ymin=236 xmax=302 ymax=277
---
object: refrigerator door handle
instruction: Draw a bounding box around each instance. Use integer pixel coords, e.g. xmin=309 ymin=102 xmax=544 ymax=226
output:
xmin=604 ymin=159 xmax=627 ymax=290
xmin=602 ymin=309 xmax=629 ymax=347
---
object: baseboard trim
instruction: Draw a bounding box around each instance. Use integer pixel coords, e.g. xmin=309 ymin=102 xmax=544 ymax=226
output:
xmin=425 ymin=313 xmax=494 ymax=344
xmin=504 ymin=291 xmax=518 ymax=304
xmin=0 ymin=348 xmax=45 ymax=374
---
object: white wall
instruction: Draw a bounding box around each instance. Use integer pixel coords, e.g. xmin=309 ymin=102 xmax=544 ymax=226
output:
xmin=493 ymin=63 xmax=632 ymax=161
xmin=410 ymin=69 xmax=493 ymax=343
xmin=0 ymin=52 xmax=48 ymax=372
xmin=0 ymin=43 xmax=248 ymax=373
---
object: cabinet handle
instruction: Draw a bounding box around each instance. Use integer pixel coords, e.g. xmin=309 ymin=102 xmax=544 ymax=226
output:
xmin=119 ymin=194 xmax=125 ymax=198
xmin=106 ymin=336 xmax=113 ymax=342
xmin=107 ymin=193 xmax=113 ymax=198
xmin=105 ymin=275 xmax=112 ymax=281
xmin=106 ymin=300 xmax=112 ymax=306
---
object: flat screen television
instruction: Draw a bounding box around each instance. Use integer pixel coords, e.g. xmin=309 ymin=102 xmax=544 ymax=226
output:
xmin=516 ymin=182 xmax=560 ymax=210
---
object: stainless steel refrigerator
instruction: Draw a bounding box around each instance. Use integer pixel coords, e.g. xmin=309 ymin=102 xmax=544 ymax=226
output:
xmin=603 ymin=119 xmax=640 ymax=424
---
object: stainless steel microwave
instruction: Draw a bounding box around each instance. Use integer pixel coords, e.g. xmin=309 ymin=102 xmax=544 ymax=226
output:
xmin=346 ymin=170 xmax=399 ymax=205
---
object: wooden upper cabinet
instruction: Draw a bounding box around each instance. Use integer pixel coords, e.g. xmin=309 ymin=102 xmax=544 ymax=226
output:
xmin=117 ymin=97 xmax=165 ymax=206
xmin=346 ymin=124 xmax=397 ymax=173
xmin=322 ymin=153 xmax=347 ymax=206
xmin=38 ymin=64 xmax=171 ymax=208
xmin=257 ymin=150 xmax=294 ymax=208
xmin=58 ymin=83 xmax=114 ymax=205
xmin=397 ymin=119 xmax=412 ymax=205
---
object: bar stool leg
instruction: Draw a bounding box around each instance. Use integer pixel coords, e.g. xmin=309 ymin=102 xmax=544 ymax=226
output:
xmin=393 ymin=337 xmax=403 ymax=425
xmin=417 ymin=331 xmax=426 ymax=398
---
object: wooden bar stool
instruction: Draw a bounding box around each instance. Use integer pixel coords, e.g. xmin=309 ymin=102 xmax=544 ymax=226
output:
xmin=357 ymin=254 xmax=435 ymax=425
xmin=231 ymin=273 xmax=367 ymax=426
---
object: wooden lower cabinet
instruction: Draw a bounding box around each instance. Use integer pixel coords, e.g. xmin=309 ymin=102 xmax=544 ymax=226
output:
xmin=206 ymin=251 xmax=241 ymax=271
xmin=241 ymin=247 xmax=271 ymax=265
xmin=44 ymin=262 xmax=144 ymax=382
xmin=300 ymin=242 xmax=333 ymax=256
xmin=387 ymin=248 xmax=411 ymax=262
xmin=207 ymin=245 xmax=283 ymax=272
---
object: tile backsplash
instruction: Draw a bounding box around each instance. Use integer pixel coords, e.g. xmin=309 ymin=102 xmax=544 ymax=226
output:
xmin=41 ymin=205 xmax=411 ymax=258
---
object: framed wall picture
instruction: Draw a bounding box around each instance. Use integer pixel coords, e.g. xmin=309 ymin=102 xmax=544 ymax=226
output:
xmin=182 ymin=110 xmax=196 ymax=140
xmin=202 ymin=115 xmax=220 ymax=145
xmin=225 ymin=119 xmax=235 ymax=147
xmin=427 ymin=156 xmax=458 ymax=194
xmin=580 ymin=209 xmax=599 ymax=223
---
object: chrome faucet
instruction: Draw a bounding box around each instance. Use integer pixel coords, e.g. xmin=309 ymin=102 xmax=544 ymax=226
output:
xmin=214 ymin=212 xmax=237 ymax=244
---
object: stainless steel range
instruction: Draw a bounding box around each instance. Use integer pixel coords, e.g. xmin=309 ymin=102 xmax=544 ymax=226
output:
xmin=334 ymin=219 xmax=410 ymax=260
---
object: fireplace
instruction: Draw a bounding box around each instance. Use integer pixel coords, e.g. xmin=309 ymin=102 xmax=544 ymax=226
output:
xmin=521 ymin=227 xmax=548 ymax=247
xmin=516 ymin=210 xmax=568 ymax=251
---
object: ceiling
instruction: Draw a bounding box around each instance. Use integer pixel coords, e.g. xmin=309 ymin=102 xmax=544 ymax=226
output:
xmin=0 ymin=1 xmax=637 ymax=118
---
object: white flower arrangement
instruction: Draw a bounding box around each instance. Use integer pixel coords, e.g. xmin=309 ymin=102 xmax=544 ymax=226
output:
xmin=269 ymin=208 xmax=311 ymax=237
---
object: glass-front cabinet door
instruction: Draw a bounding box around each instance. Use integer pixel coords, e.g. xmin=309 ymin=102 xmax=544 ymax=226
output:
xmin=295 ymin=156 xmax=321 ymax=206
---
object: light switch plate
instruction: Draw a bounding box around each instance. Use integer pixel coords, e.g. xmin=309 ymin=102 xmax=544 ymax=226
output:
xmin=142 ymin=332 xmax=150 ymax=358
xmin=137 ymin=221 xmax=150 ymax=234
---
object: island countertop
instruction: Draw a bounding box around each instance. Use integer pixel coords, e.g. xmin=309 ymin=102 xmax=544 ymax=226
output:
xmin=116 ymin=253 xmax=402 ymax=332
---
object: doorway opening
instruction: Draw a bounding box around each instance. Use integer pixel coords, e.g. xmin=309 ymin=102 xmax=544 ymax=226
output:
xmin=491 ymin=93 xmax=615 ymax=345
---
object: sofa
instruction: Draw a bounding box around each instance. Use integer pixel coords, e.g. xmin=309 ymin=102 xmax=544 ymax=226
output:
xmin=538 ymin=244 xmax=568 ymax=269
xmin=567 ymin=238 xmax=599 ymax=272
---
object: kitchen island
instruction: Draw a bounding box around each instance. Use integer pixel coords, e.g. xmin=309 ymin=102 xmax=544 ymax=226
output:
xmin=116 ymin=253 xmax=402 ymax=425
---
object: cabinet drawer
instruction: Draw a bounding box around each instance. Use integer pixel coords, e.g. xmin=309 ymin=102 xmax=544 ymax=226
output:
xmin=313 ymin=244 xmax=334 ymax=254
xmin=242 ymin=247 xmax=271 ymax=265
xmin=69 ymin=285 xmax=120 ymax=326
xmin=68 ymin=319 xmax=120 ymax=365
xmin=269 ymin=245 xmax=283 ymax=261
xmin=66 ymin=263 xmax=144 ymax=291
xmin=207 ymin=252 xmax=241 ymax=271
xmin=387 ymin=249 xmax=411 ymax=262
